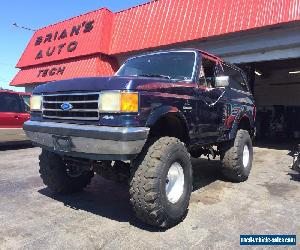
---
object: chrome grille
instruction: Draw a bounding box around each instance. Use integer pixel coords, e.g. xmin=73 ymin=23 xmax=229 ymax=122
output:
xmin=42 ymin=93 xmax=99 ymax=121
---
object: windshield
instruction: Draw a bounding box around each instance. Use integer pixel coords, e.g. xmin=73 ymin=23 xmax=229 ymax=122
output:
xmin=116 ymin=51 xmax=196 ymax=81
xmin=21 ymin=95 xmax=30 ymax=112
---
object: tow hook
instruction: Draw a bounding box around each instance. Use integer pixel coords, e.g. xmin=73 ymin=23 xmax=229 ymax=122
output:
xmin=205 ymin=147 xmax=219 ymax=160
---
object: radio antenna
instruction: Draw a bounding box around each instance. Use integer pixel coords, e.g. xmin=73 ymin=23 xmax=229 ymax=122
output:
xmin=12 ymin=23 xmax=36 ymax=32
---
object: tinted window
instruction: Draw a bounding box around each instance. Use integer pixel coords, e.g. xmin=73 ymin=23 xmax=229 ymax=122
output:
xmin=200 ymin=57 xmax=223 ymax=88
xmin=116 ymin=52 xmax=196 ymax=81
xmin=223 ymin=64 xmax=248 ymax=92
xmin=0 ymin=93 xmax=22 ymax=112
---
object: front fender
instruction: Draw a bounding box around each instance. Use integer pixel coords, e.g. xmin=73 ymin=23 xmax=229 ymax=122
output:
xmin=145 ymin=105 xmax=190 ymax=144
xmin=145 ymin=106 xmax=187 ymax=127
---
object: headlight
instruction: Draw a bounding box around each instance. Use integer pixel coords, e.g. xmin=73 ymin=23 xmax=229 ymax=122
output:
xmin=30 ymin=95 xmax=42 ymax=111
xmin=99 ymin=91 xmax=139 ymax=113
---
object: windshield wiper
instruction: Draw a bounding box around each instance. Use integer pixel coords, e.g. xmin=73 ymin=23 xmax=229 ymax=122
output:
xmin=137 ymin=74 xmax=171 ymax=79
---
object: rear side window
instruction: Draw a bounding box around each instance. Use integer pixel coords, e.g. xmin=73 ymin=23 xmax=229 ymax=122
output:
xmin=0 ymin=93 xmax=22 ymax=113
xmin=223 ymin=64 xmax=248 ymax=92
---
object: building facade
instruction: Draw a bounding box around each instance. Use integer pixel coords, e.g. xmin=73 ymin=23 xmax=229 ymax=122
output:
xmin=10 ymin=0 xmax=300 ymax=139
xmin=11 ymin=0 xmax=300 ymax=91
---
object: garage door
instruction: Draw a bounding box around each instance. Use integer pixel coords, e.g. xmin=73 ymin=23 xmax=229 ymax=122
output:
xmin=254 ymin=58 xmax=300 ymax=106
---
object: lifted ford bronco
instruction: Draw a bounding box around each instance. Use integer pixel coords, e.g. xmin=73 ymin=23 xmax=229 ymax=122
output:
xmin=24 ymin=49 xmax=255 ymax=228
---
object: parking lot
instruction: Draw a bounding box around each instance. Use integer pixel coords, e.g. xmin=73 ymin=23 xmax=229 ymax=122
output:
xmin=0 ymin=144 xmax=299 ymax=249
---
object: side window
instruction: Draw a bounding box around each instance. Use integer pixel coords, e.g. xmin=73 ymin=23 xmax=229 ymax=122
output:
xmin=0 ymin=93 xmax=22 ymax=113
xmin=200 ymin=57 xmax=223 ymax=88
xmin=223 ymin=64 xmax=248 ymax=92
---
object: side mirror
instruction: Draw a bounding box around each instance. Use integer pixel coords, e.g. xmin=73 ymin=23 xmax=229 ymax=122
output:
xmin=215 ymin=76 xmax=229 ymax=88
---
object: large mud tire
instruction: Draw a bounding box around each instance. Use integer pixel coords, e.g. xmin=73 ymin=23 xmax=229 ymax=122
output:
xmin=220 ymin=129 xmax=253 ymax=182
xmin=129 ymin=137 xmax=193 ymax=228
xmin=39 ymin=150 xmax=94 ymax=194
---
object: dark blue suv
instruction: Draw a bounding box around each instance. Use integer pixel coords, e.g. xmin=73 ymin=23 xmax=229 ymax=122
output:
xmin=24 ymin=49 xmax=255 ymax=228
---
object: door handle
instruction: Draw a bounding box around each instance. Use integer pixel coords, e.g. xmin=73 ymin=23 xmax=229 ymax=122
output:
xmin=14 ymin=115 xmax=20 ymax=120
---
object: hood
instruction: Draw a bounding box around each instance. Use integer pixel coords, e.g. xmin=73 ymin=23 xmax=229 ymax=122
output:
xmin=33 ymin=76 xmax=175 ymax=94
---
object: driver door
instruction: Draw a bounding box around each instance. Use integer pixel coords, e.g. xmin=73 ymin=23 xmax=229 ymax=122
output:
xmin=194 ymin=55 xmax=226 ymax=144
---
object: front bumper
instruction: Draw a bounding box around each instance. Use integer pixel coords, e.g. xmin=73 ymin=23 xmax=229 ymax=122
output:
xmin=23 ymin=121 xmax=150 ymax=160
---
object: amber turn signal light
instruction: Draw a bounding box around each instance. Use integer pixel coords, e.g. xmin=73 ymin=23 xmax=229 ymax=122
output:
xmin=121 ymin=92 xmax=139 ymax=112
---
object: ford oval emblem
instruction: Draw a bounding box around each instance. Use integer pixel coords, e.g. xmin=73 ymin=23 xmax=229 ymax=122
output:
xmin=61 ymin=102 xmax=73 ymax=111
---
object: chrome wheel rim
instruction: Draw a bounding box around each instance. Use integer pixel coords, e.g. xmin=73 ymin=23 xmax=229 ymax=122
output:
xmin=243 ymin=145 xmax=250 ymax=168
xmin=165 ymin=162 xmax=185 ymax=204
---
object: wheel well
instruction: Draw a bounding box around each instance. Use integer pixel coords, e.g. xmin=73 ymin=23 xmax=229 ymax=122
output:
xmin=148 ymin=113 xmax=189 ymax=145
xmin=238 ymin=116 xmax=252 ymax=135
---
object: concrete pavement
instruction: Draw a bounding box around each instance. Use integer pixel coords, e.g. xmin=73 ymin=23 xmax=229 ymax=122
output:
xmin=0 ymin=144 xmax=299 ymax=249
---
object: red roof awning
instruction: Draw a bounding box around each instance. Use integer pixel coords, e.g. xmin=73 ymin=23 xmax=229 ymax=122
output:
xmin=11 ymin=55 xmax=117 ymax=86
xmin=16 ymin=8 xmax=114 ymax=68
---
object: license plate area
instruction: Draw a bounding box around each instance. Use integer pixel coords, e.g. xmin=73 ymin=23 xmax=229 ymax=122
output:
xmin=53 ymin=135 xmax=72 ymax=152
